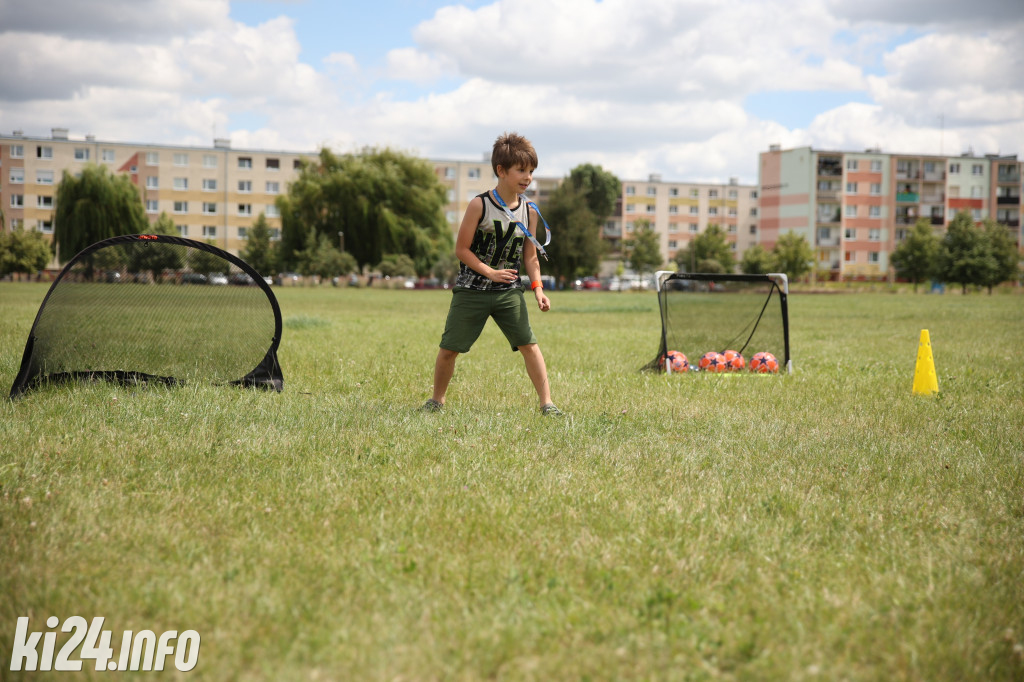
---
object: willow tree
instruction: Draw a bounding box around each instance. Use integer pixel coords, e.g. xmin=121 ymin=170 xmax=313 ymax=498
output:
xmin=277 ymin=148 xmax=452 ymax=275
xmin=53 ymin=164 xmax=148 ymax=263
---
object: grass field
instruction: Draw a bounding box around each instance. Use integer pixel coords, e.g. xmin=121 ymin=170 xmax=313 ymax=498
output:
xmin=1 ymin=283 xmax=1022 ymax=681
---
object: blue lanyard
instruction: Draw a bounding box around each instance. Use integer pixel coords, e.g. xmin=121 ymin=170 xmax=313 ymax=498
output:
xmin=490 ymin=190 xmax=552 ymax=261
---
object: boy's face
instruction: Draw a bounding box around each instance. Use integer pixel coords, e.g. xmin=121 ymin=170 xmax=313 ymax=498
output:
xmin=497 ymin=164 xmax=535 ymax=194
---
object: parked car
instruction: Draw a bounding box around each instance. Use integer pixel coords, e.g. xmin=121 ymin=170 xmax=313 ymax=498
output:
xmin=580 ymin=276 xmax=601 ymax=290
xmin=208 ymin=272 xmax=229 ymax=285
xmin=180 ymin=273 xmax=208 ymax=285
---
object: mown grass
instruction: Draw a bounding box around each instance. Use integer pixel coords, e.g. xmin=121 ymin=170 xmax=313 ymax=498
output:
xmin=1 ymin=283 xmax=1022 ymax=681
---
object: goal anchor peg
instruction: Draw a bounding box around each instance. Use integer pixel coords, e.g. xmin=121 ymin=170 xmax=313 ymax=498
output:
xmin=912 ymin=329 xmax=939 ymax=395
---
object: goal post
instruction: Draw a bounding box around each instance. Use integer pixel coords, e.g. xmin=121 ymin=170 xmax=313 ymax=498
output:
xmin=643 ymin=271 xmax=791 ymax=374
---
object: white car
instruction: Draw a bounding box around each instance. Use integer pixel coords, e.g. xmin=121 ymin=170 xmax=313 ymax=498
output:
xmin=208 ymin=272 xmax=228 ymax=285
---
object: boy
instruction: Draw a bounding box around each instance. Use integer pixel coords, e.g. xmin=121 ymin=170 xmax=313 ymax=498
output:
xmin=421 ymin=132 xmax=561 ymax=416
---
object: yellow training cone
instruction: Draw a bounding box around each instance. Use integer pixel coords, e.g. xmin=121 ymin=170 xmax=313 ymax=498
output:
xmin=912 ymin=329 xmax=939 ymax=395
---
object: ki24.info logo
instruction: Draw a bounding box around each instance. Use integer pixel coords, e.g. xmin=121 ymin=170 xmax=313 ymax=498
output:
xmin=10 ymin=616 xmax=200 ymax=672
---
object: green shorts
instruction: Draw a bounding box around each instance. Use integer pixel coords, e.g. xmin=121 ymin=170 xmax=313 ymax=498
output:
xmin=440 ymin=287 xmax=538 ymax=353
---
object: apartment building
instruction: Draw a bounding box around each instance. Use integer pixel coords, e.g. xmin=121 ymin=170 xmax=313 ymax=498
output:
xmin=0 ymin=128 xmax=318 ymax=262
xmin=610 ymin=175 xmax=759 ymax=265
xmin=758 ymin=145 xmax=1023 ymax=280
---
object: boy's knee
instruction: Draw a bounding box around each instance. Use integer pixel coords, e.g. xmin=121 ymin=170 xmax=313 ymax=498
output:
xmin=438 ymin=348 xmax=460 ymax=361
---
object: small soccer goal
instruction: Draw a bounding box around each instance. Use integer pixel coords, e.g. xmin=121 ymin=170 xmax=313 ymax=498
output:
xmin=642 ymin=271 xmax=791 ymax=375
xmin=9 ymin=234 xmax=284 ymax=398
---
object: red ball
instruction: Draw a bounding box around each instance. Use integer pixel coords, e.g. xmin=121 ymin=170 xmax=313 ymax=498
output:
xmin=722 ymin=349 xmax=745 ymax=371
xmin=750 ymin=351 xmax=779 ymax=373
xmin=660 ymin=350 xmax=689 ymax=373
xmin=699 ymin=351 xmax=726 ymax=373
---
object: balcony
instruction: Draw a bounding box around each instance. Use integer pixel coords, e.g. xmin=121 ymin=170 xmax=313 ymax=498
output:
xmin=997 ymin=195 xmax=1021 ymax=205
xmin=931 ymin=216 xmax=944 ymax=225
xmin=817 ymin=190 xmax=839 ymax=201
xmin=896 ymin=192 xmax=920 ymax=203
xmin=998 ymin=171 xmax=1021 ymax=183
xmin=817 ymin=236 xmax=840 ymax=247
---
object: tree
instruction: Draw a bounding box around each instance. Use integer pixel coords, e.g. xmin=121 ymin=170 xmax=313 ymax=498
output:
xmin=937 ymin=211 xmax=994 ymax=294
xmin=377 ymin=253 xmax=417 ymax=278
xmin=0 ymin=227 xmax=53 ymax=279
xmin=277 ymin=147 xmax=452 ymax=275
xmin=188 ymin=240 xmax=227 ymax=275
xmin=980 ymin=218 xmax=1020 ymax=293
xmin=126 ymin=212 xmax=181 ymax=282
xmin=241 ymin=213 xmax=278 ymax=277
xmin=625 ymin=220 xmax=663 ymax=275
xmin=771 ymin=232 xmax=814 ymax=281
xmin=541 ymin=164 xmax=619 ymax=282
xmin=740 ymin=244 xmax=773 ymax=275
xmin=295 ymin=231 xmax=358 ymax=280
xmin=431 ymin=250 xmax=460 ymax=284
xmin=891 ymin=218 xmax=940 ymax=291
xmin=675 ymin=224 xmax=734 ymax=273
xmin=53 ymin=164 xmax=148 ymax=263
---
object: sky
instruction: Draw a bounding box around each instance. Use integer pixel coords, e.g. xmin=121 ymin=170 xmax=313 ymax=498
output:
xmin=0 ymin=0 xmax=1021 ymax=185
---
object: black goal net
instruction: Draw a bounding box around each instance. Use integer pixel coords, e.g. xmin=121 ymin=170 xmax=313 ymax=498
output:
xmin=642 ymin=271 xmax=791 ymax=374
xmin=10 ymin=234 xmax=283 ymax=398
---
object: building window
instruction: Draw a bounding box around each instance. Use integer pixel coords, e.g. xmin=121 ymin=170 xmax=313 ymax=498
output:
xmin=202 ymin=202 xmax=217 ymax=215
xmin=844 ymin=228 xmax=856 ymax=240
xmin=845 ymin=205 xmax=858 ymax=217
xmin=625 ymin=186 xmax=635 ymax=196
xmin=36 ymin=146 xmax=53 ymax=159
xmin=845 ymin=251 xmax=855 ymax=262
xmin=690 ymin=189 xmax=699 ymax=198
xmin=668 ymin=205 xmax=679 ymax=214
xmin=202 ymin=178 xmax=217 ymax=191
xmin=146 ymin=200 xmax=158 ymax=213
xmin=173 ymin=153 xmax=188 ymax=166
xmin=647 ymin=187 xmax=657 ymax=196
xmin=868 ymin=252 xmax=880 ymax=263
xmin=238 ymin=204 xmax=252 ymax=216
xmin=9 ymin=168 xmax=24 ymax=183
xmin=869 ymin=228 xmax=881 ymax=241
xmin=970 ymin=186 xmax=983 ymax=198
xmin=870 ymin=183 xmax=881 ymax=195
xmin=238 ymin=227 xmax=248 ymax=239
xmin=203 ymin=154 xmax=217 ymax=168
xmin=10 ymin=194 xmax=23 ymax=208
xmin=689 ymin=206 xmax=699 ymax=215
xmin=265 ymin=158 xmax=279 ymax=171
xmin=846 ymin=182 xmax=858 ymax=194
xmin=949 ymin=162 xmax=960 ymax=174
xmin=146 ymin=152 xmax=159 ymax=165
xmin=146 ymin=176 xmax=159 ymax=189
xmin=10 ymin=145 xmax=24 ymax=158
xmin=266 ymin=205 xmax=280 ymax=218
xmin=173 ymin=201 xmax=188 ymax=213
xmin=270 ymin=228 xmax=281 ymax=240
xmin=709 ymin=189 xmax=718 ymax=198
xmin=871 ymin=160 xmax=882 ymax=172
xmin=669 ymin=188 xmax=679 ymax=197
xmin=971 ymin=164 xmax=983 ymax=176
xmin=177 ymin=225 xmax=188 ymax=236
xmin=238 ymin=180 xmax=251 ymax=193
xmin=102 ymin=149 xmax=115 ymax=162
xmin=728 ymin=207 xmax=738 ymax=216
xmin=238 ymin=157 xmax=252 ymax=169
xmin=625 ymin=203 xmax=635 ymax=214
xmin=37 ymin=196 xmax=53 ymax=208
xmin=749 ymin=225 xmax=757 ymax=235
xmin=173 ymin=177 xmax=188 ymax=191
xmin=444 ymin=167 xmax=455 ymax=179
xmin=869 ymin=206 xmax=881 ymax=218
xmin=689 ymin=223 xmax=699 ymax=233
xmin=39 ymin=220 xmax=53 ymax=233
xmin=37 ymin=170 xmax=54 ymax=184
xmin=847 ymin=159 xmax=858 ymax=170
xmin=203 ymin=225 xmax=217 ymax=238
xmin=266 ymin=181 xmax=279 ymax=194
xmin=468 ymin=168 xmax=481 ymax=179
xmin=74 ymin=148 xmax=90 ymax=161
xmin=646 ymin=204 xmax=656 ymax=214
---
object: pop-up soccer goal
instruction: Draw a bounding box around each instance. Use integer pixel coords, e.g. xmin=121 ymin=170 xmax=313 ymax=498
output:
xmin=9 ymin=234 xmax=283 ymax=398
xmin=643 ymin=271 xmax=791 ymax=374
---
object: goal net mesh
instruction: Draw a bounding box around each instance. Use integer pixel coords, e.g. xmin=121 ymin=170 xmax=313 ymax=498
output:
xmin=642 ymin=272 xmax=791 ymax=373
xmin=10 ymin=234 xmax=283 ymax=398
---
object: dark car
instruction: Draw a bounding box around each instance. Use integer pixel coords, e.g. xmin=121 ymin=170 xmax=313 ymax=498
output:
xmin=180 ymin=273 xmax=208 ymax=285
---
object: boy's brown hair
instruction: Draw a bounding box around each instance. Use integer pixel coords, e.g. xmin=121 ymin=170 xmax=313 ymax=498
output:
xmin=491 ymin=132 xmax=538 ymax=175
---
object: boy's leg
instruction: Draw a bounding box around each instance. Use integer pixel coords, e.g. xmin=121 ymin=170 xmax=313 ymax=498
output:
xmin=431 ymin=347 xmax=459 ymax=404
xmin=518 ymin=343 xmax=552 ymax=407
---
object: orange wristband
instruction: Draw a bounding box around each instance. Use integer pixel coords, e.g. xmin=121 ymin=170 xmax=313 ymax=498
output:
xmin=531 ymin=280 xmax=543 ymax=290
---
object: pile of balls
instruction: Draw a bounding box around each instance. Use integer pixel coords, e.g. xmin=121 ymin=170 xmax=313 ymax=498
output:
xmin=660 ymin=350 xmax=778 ymax=374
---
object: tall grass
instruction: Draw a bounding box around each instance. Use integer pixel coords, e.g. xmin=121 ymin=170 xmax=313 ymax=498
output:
xmin=1 ymin=283 xmax=1022 ymax=680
